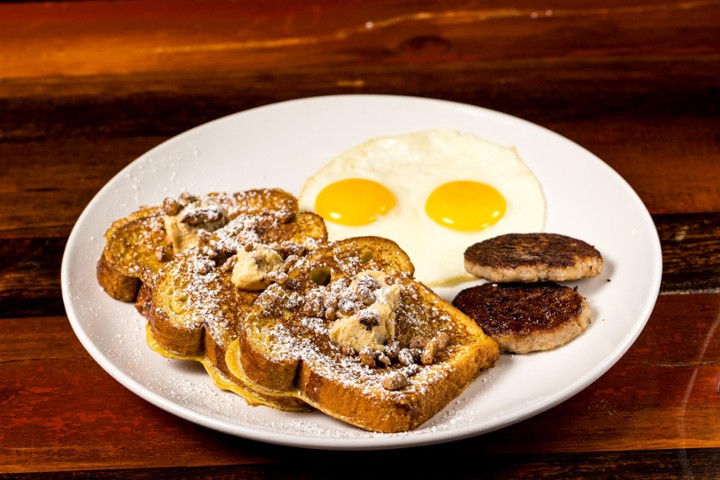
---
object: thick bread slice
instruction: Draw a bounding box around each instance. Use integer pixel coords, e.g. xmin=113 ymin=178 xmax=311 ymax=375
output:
xmin=464 ymin=233 xmax=603 ymax=283
xmin=145 ymin=208 xmax=327 ymax=411
xmin=227 ymin=236 xmax=500 ymax=433
xmin=453 ymin=282 xmax=591 ymax=353
xmin=97 ymin=189 xmax=299 ymax=302
xmin=97 ymin=206 xmax=167 ymax=301
xmin=98 ymin=188 xmax=326 ymax=411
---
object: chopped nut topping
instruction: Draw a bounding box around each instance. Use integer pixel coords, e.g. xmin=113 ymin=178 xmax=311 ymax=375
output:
xmin=284 ymin=292 xmax=303 ymax=311
xmin=162 ymin=197 xmax=181 ymax=216
xmin=264 ymin=270 xmax=288 ymax=285
xmin=357 ymin=288 xmax=377 ymax=307
xmin=322 ymin=292 xmax=338 ymax=311
xmin=256 ymin=294 xmax=282 ymax=317
xmin=195 ymin=260 xmax=212 ymax=275
xmin=278 ymin=241 xmax=306 ymax=257
xmin=301 ymin=290 xmax=325 ymax=318
xmin=383 ymin=370 xmax=409 ymax=391
xmin=435 ymin=331 xmax=450 ymax=350
xmin=180 ymin=205 xmax=225 ymax=225
xmin=359 ymin=347 xmax=376 ymax=368
xmin=324 ymin=306 xmax=337 ymax=320
xmin=403 ymin=363 xmax=420 ymax=377
xmin=421 ymin=341 xmax=437 ymax=365
xmin=384 ymin=339 xmax=400 ymax=360
xmin=337 ymin=298 xmax=356 ymax=316
xmin=421 ymin=332 xmax=451 ymax=365
xmin=251 ymin=214 xmax=277 ymax=234
xmin=178 ymin=192 xmax=196 ymax=206
xmin=398 ymin=348 xmax=416 ymax=366
xmin=375 ymin=351 xmax=391 ymax=368
xmin=197 ymin=229 xmax=211 ymax=246
xmin=218 ymin=255 xmax=236 ymax=273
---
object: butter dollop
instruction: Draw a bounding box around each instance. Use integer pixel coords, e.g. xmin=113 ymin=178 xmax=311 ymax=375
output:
xmin=329 ymin=271 xmax=401 ymax=352
xmin=163 ymin=198 xmax=227 ymax=252
xmin=231 ymin=243 xmax=284 ymax=291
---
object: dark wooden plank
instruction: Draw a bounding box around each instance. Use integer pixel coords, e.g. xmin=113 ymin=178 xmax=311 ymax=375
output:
xmin=1 ymin=293 xmax=718 ymax=472
xmin=1 ymin=0 xmax=718 ymax=79
xmin=0 ymin=136 xmax=167 ymax=239
xmin=0 ymin=238 xmax=66 ymax=319
xmin=2 ymin=60 xmax=718 ymax=226
xmin=3 ymin=58 xmax=718 ymax=139
xmin=2 ymin=447 xmax=719 ymax=480
xmin=658 ymin=213 xmax=720 ymax=293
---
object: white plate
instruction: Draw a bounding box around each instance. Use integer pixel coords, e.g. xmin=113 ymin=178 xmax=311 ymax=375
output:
xmin=61 ymin=94 xmax=662 ymax=450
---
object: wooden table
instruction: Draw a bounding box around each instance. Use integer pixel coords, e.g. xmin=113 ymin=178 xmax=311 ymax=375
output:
xmin=2 ymin=1 xmax=719 ymax=477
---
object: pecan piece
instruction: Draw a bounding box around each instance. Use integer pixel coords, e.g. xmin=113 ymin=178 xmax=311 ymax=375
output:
xmin=384 ymin=339 xmax=400 ymax=361
xmin=162 ymin=197 xmax=181 ymax=216
xmin=382 ymin=370 xmax=409 ymax=391
xmin=375 ymin=351 xmax=391 ymax=368
xmin=397 ymin=348 xmax=416 ymax=366
xmin=421 ymin=332 xmax=451 ymax=365
xmin=179 ymin=205 xmax=224 ymax=225
xmin=359 ymin=347 xmax=376 ymax=368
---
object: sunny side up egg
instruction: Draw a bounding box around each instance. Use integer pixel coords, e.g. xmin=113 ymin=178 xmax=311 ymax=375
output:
xmin=298 ymin=129 xmax=546 ymax=287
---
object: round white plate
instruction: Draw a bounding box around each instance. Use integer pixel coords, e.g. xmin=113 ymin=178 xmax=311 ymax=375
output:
xmin=61 ymin=94 xmax=662 ymax=450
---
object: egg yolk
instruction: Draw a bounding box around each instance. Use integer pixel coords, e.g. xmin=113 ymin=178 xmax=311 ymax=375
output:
xmin=315 ymin=178 xmax=396 ymax=226
xmin=425 ymin=180 xmax=506 ymax=231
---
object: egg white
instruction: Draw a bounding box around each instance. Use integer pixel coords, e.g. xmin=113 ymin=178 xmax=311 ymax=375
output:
xmin=298 ymin=129 xmax=546 ymax=287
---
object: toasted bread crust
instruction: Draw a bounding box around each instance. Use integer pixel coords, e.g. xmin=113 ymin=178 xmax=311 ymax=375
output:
xmin=230 ymin=236 xmax=499 ymax=432
xmin=97 ymin=189 xmax=303 ymax=303
xmin=97 ymin=254 xmax=141 ymax=302
xmin=97 ymin=207 xmax=168 ymax=301
xmin=145 ymin=206 xmax=327 ymax=410
xmin=464 ymin=233 xmax=603 ymax=283
xmin=453 ymin=282 xmax=591 ymax=353
xmin=97 ymin=189 xmax=326 ymax=411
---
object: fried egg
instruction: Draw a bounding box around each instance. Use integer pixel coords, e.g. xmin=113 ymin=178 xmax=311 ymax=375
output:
xmin=298 ymin=129 xmax=546 ymax=287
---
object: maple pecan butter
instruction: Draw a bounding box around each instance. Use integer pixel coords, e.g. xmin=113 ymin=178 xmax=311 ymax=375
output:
xmin=231 ymin=243 xmax=284 ymax=291
xmin=162 ymin=194 xmax=228 ymax=252
xmin=328 ymin=270 xmax=401 ymax=352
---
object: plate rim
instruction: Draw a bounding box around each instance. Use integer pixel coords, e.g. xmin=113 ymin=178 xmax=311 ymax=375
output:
xmin=61 ymin=93 xmax=663 ymax=450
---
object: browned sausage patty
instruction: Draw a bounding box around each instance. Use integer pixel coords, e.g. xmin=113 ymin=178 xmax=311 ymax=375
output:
xmin=452 ymin=282 xmax=591 ymax=353
xmin=464 ymin=233 xmax=603 ymax=283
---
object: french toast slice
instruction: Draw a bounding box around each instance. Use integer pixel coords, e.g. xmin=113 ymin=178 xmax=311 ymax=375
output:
xmin=144 ymin=203 xmax=328 ymax=411
xmin=98 ymin=188 xmax=327 ymax=410
xmin=97 ymin=189 xmax=299 ymax=302
xmin=226 ymin=236 xmax=500 ymax=432
xmin=96 ymin=205 xmax=167 ymax=302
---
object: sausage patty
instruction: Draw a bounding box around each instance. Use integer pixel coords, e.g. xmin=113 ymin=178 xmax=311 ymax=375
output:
xmin=464 ymin=233 xmax=603 ymax=283
xmin=453 ymin=282 xmax=592 ymax=354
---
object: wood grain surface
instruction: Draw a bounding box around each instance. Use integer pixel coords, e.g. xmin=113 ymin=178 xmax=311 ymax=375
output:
xmin=1 ymin=0 xmax=719 ymax=478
